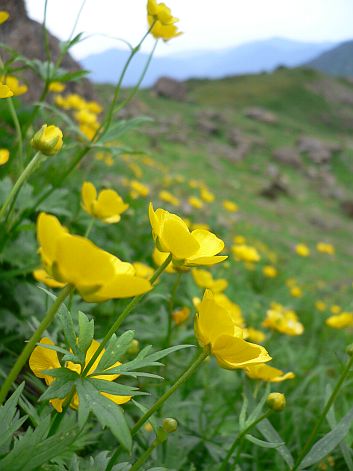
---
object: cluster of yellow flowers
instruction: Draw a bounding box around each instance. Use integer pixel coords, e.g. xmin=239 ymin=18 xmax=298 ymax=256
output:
xmin=55 ymin=93 xmax=103 ymax=140
xmin=263 ymin=302 xmax=304 ymax=336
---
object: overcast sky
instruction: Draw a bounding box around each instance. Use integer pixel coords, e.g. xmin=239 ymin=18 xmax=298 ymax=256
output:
xmin=26 ymin=0 xmax=353 ymax=59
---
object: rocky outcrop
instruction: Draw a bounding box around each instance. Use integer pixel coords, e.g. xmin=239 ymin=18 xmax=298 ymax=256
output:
xmin=0 ymin=0 xmax=94 ymax=101
xmin=152 ymin=77 xmax=187 ymax=101
xmin=244 ymin=107 xmax=278 ymax=124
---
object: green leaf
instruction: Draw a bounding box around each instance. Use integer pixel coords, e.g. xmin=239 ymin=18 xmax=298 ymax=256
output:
xmin=300 ymin=405 xmax=353 ymax=469
xmin=100 ymin=116 xmax=154 ymax=143
xmin=245 ymin=433 xmax=284 ymax=448
xmin=35 ymin=342 xmax=71 ymax=356
xmin=88 ymin=378 xmax=146 ymax=397
xmin=78 ymin=311 xmax=94 ymax=357
xmin=39 ymin=377 xmax=74 ymax=402
xmin=41 ymin=367 xmax=79 ymax=380
xmin=238 ymin=394 xmax=248 ymax=430
xmin=57 ymin=305 xmax=78 ymax=355
xmin=257 ymin=419 xmax=294 ymax=468
xmin=76 ymin=379 xmax=132 ymax=451
xmin=97 ymin=330 xmax=135 ymax=372
xmin=0 ymin=383 xmax=27 ymax=453
xmin=246 ymin=383 xmax=270 ymax=426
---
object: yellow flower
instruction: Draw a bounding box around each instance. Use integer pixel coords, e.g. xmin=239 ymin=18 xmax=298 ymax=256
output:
xmin=86 ymin=101 xmax=103 ymax=114
xmin=29 ymin=338 xmax=131 ymax=412
xmin=330 ymin=305 xmax=341 ymax=314
xmin=262 ymin=265 xmax=277 ymax=278
xmin=172 ymin=307 xmax=190 ymax=325
xmin=245 ymin=364 xmax=295 ymax=382
xmin=290 ymin=286 xmax=302 ymax=298
xmin=213 ymin=292 xmax=245 ymax=327
xmin=74 ymin=109 xmax=99 ymax=127
xmin=36 ymin=212 xmax=152 ymax=301
xmin=326 ymin=312 xmax=353 ymax=329
xmin=0 ymin=148 xmax=9 ymax=165
xmin=48 ymin=81 xmax=66 ymax=93
xmin=316 ymin=242 xmax=335 ymax=255
xmin=31 ymin=124 xmax=63 ymax=156
xmin=188 ymin=196 xmax=204 ymax=209
xmin=132 ymin=262 xmax=154 ymax=280
xmin=244 ymin=327 xmax=266 ymax=344
xmin=0 ymin=11 xmax=9 ymax=24
xmin=263 ymin=306 xmax=304 ymax=336
xmin=200 ymin=188 xmax=215 ymax=203
xmin=1 ymin=76 xmax=27 ymax=96
xmin=233 ymin=235 xmax=246 ymax=244
xmin=149 ymin=203 xmax=227 ymax=267
xmin=81 ymin=181 xmax=128 ymax=224
xmin=223 ymin=200 xmax=239 ymax=213
xmin=0 ymin=83 xmax=13 ymax=98
xmin=315 ymin=300 xmax=327 ymax=312
xmin=192 ymin=268 xmax=228 ymax=293
xmin=232 ymin=244 xmax=260 ymax=263
xmin=191 ymin=222 xmax=210 ymax=231
xmin=147 ymin=0 xmax=182 ymax=41
xmin=159 ymin=190 xmax=180 ymax=207
xmin=195 ymin=290 xmax=271 ymax=369
xmin=130 ymin=180 xmax=150 ymax=199
xmin=152 ymin=248 xmax=176 ymax=273
xmin=295 ymin=243 xmax=310 ymax=257
xmin=267 ymin=392 xmax=286 ymax=411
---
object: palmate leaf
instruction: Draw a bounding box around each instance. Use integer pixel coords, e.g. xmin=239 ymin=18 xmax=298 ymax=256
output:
xmin=78 ymin=311 xmax=94 ymax=358
xmin=299 ymin=405 xmax=353 ymax=469
xmin=76 ymin=379 xmax=132 ymax=451
xmin=92 ymin=344 xmax=194 ymax=377
xmin=0 ymin=382 xmax=27 ymax=453
xmin=0 ymin=413 xmax=81 ymax=471
xmin=97 ymin=330 xmax=135 ymax=372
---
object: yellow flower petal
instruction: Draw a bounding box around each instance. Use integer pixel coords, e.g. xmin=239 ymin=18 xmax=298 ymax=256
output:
xmin=0 ymin=11 xmax=10 ymax=25
xmin=33 ymin=268 xmax=66 ymax=288
xmin=81 ymin=181 xmax=97 ymax=215
xmin=83 ymin=274 xmax=152 ymax=302
xmin=212 ymin=335 xmax=271 ymax=369
xmin=0 ymin=148 xmax=9 ymax=165
xmin=246 ymin=364 xmax=295 ymax=382
xmin=29 ymin=338 xmax=61 ymax=385
xmin=37 ymin=213 xmax=68 ymax=267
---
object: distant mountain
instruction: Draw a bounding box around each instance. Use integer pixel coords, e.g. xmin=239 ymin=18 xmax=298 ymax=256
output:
xmin=80 ymin=37 xmax=334 ymax=87
xmin=306 ymin=40 xmax=353 ymax=77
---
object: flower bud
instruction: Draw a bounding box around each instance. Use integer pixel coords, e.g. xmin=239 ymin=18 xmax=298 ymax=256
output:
xmin=346 ymin=344 xmax=353 ymax=357
xmin=267 ymin=392 xmax=286 ymax=412
xmin=127 ymin=339 xmax=140 ymax=355
xmin=162 ymin=417 xmax=178 ymax=433
xmin=31 ymin=124 xmax=63 ymax=156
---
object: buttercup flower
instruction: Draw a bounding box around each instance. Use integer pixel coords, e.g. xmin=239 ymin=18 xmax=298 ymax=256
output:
xmin=295 ymin=243 xmax=310 ymax=257
xmin=213 ymin=292 xmax=245 ymax=327
xmin=192 ymin=268 xmax=228 ymax=293
xmin=263 ymin=304 xmax=304 ymax=336
xmin=290 ymin=286 xmax=302 ymax=298
xmin=172 ymin=307 xmax=190 ymax=325
xmin=29 ymin=338 xmax=131 ymax=412
xmin=149 ymin=203 xmax=227 ymax=267
xmin=48 ymin=81 xmax=66 ymax=93
xmin=81 ymin=181 xmax=129 ymax=224
xmin=1 ymin=75 xmax=27 ymax=96
xmin=0 ymin=149 xmax=9 ymax=165
xmin=232 ymin=244 xmax=260 ymax=263
xmin=316 ymin=242 xmax=335 ymax=255
xmin=245 ymin=364 xmax=295 ymax=382
xmin=0 ymin=11 xmax=9 ymax=24
xmin=195 ymin=290 xmax=271 ymax=369
xmin=147 ymin=0 xmax=182 ymax=41
xmin=330 ymin=305 xmax=341 ymax=314
xmin=31 ymin=124 xmax=63 ymax=156
xmin=200 ymin=188 xmax=215 ymax=203
xmin=130 ymin=180 xmax=150 ymax=198
xmin=159 ymin=190 xmax=180 ymax=207
xmin=223 ymin=200 xmax=239 ymax=213
xmin=152 ymin=247 xmax=176 ymax=273
xmin=188 ymin=196 xmax=204 ymax=209
xmin=244 ymin=327 xmax=266 ymax=344
xmin=35 ymin=212 xmax=152 ymax=301
xmin=0 ymin=83 xmax=13 ymax=98
xmin=315 ymin=300 xmax=327 ymax=312
xmin=326 ymin=312 xmax=353 ymax=329
xmin=263 ymin=265 xmax=277 ymax=278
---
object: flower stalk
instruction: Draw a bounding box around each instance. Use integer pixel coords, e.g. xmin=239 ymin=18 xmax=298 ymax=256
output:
xmin=0 ymin=284 xmax=73 ymax=404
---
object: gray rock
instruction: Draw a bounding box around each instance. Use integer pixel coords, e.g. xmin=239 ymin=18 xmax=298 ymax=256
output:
xmin=152 ymin=77 xmax=187 ymax=101
xmin=244 ymin=107 xmax=278 ymax=124
xmin=273 ymin=147 xmax=302 ymax=167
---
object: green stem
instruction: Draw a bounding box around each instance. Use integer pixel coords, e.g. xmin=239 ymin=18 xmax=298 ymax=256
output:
xmin=219 ymin=410 xmax=272 ymax=471
xmin=106 ymin=348 xmax=209 ymax=471
xmin=84 ymin=218 xmax=95 ymax=237
xmin=129 ymin=438 xmax=160 ymax=471
xmin=0 ymin=151 xmax=43 ymax=222
xmin=0 ymin=284 xmax=73 ymax=404
xmin=82 ymin=253 xmax=173 ymax=377
xmin=293 ymin=353 xmax=353 ymax=471
xmin=7 ymin=98 xmax=24 ymax=173
xmin=165 ymin=272 xmax=182 ymax=348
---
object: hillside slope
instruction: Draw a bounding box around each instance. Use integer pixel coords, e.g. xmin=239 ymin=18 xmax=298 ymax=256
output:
xmin=306 ymin=40 xmax=353 ymax=77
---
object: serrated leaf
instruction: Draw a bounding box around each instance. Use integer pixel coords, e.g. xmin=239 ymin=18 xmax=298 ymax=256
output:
xmin=41 ymin=367 xmax=79 ymax=380
xmin=97 ymin=330 xmax=135 ymax=372
xmin=39 ymin=377 xmax=74 ymax=402
xmin=76 ymin=379 xmax=132 ymax=451
xmin=57 ymin=306 xmax=78 ymax=355
xmin=245 ymin=433 xmax=284 ymax=448
xmin=300 ymin=405 xmax=353 ymax=469
xmin=0 ymin=383 xmax=27 ymax=452
xmin=88 ymin=378 xmax=145 ymax=397
xmin=78 ymin=311 xmax=94 ymax=357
